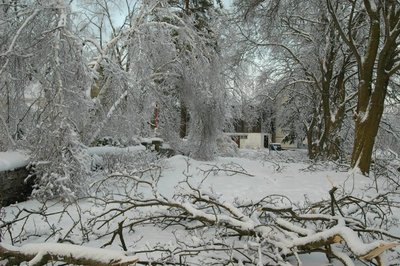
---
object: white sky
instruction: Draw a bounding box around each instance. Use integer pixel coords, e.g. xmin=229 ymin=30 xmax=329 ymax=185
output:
xmin=224 ymin=0 xmax=233 ymax=8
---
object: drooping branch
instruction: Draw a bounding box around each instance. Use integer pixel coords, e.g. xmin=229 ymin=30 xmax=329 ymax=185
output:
xmin=0 ymin=9 xmax=40 ymax=76
xmin=89 ymin=90 xmax=128 ymax=144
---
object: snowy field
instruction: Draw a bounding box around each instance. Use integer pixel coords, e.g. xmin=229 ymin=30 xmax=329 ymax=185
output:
xmin=1 ymin=149 xmax=399 ymax=265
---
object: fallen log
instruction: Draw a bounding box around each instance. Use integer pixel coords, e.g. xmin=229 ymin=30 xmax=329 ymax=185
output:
xmin=0 ymin=242 xmax=138 ymax=266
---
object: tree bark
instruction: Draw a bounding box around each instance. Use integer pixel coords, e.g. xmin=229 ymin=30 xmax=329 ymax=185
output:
xmin=180 ymin=103 xmax=187 ymax=138
xmin=349 ymin=2 xmax=399 ymax=174
xmin=351 ymin=75 xmax=389 ymax=174
xmin=346 ymin=0 xmax=400 ymax=174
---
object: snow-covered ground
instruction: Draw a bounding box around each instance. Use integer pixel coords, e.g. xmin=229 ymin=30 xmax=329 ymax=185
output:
xmin=160 ymin=151 xmax=367 ymax=203
xmin=1 ymin=149 xmax=398 ymax=265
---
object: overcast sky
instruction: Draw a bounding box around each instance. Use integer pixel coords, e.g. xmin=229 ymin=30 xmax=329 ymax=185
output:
xmin=223 ymin=0 xmax=233 ymax=8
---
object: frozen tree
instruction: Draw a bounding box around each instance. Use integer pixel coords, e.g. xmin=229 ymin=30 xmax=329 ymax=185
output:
xmin=232 ymin=0 xmax=359 ymax=160
xmin=75 ymin=0 xmax=155 ymax=144
xmin=232 ymin=0 xmax=400 ymax=173
xmin=0 ymin=0 xmax=91 ymax=138
xmin=122 ymin=0 xmax=227 ymax=160
xmin=163 ymin=0 xmax=226 ymax=161
xmin=75 ymin=0 xmax=228 ymax=161
xmin=0 ymin=0 xmax=92 ymax=199
xmin=0 ymin=1 xmax=39 ymax=151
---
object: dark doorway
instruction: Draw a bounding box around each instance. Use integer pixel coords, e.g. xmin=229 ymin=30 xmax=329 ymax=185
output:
xmin=263 ymin=135 xmax=269 ymax=148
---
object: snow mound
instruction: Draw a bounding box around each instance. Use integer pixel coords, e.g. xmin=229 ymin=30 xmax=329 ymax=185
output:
xmin=0 ymin=151 xmax=29 ymax=172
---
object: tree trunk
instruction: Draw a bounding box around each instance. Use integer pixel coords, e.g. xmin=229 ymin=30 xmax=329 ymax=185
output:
xmin=351 ymin=74 xmax=389 ymax=174
xmin=351 ymin=121 xmax=376 ymax=175
xmin=347 ymin=1 xmax=381 ymax=175
xmin=349 ymin=7 xmax=397 ymax=174
xmin=271 ymin=116 xmax=276 ymax=143
xmin=180 ymin=103 xmax=187 ymax=138
xmin=306 ymin=113 xmax=318 ymax=159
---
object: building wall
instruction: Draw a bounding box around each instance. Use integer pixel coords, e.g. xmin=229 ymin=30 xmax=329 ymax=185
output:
xmin=226 ymin=133 xmax=270 ymax=149
xmin=227 ymin=132 xmax=302 ymax=150
xmin=239 ymin=133 xmax=263 ymax=149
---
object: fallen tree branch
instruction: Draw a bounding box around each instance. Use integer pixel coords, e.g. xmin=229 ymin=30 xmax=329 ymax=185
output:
xmin=4 ymin=160 xmax=400 ymax=265
xmin=101 ymin=219 xmax=128 ymax=251
xmin=0 ymin=243 xmax=138 ymax=266
xmin=199 ymin=163 xmax=255 ymax=177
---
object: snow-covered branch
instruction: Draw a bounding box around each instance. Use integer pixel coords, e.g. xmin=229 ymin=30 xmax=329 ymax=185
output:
xmin=84 ymin=165 xmax=400 ymax=265
xmin=0 ymin=9 xmax=40 ymax=76
xmin=0 ymin=243 xmax=138 ymax=266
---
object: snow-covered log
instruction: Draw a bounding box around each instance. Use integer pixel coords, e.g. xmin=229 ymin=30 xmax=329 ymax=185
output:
xmin=0 ymin=243 xmax=138 ymax=266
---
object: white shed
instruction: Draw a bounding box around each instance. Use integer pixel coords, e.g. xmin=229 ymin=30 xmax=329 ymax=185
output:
xmin=225 ymin=133 xmax=270 ymax=149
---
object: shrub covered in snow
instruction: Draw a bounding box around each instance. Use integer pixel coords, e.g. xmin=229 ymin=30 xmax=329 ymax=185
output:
xmin=30 ymin=120 xmax=93 ymax=201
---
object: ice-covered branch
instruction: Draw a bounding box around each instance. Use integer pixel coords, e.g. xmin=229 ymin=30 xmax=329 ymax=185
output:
xmin=0 ymin=9 xmax=40 ymax=76
xmin=89 ymin=90 xmax=128 ymax=144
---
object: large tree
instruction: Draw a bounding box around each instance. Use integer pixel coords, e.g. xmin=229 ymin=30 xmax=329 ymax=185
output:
xmin=0 ymin=0 xmax=92 ymax=199
xmin=233 ymin=0 xmax=400 ymax=173
xmin=327 ymin=0 xmax=400 ymax=174
xmin=233 ymin=0 xmax=357 ymax=160
xmin=123 ymin=0 xmax=227 ymax=160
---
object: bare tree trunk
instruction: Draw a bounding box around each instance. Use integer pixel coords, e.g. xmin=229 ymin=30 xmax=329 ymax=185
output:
xmin=305 ymin=110 xmax=318 ymax=159
xmin=327 ymin=0 xmax=400 ymax=174
xmin=349 ymin=8 xmax=397 ymax=174
xmin=180 ymin=103 xmax=187 ymax=138
xmin=351 ymin=76 xmax=389 ymax=174
xmin=306 ymin=128 xmax=315 ymax=159
xmin=271 ymin=116 xmax=276 ymax=143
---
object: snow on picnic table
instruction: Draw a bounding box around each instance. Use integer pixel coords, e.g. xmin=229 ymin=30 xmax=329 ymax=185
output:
xmin=0 ymin=151 xmax=29 ymax=172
